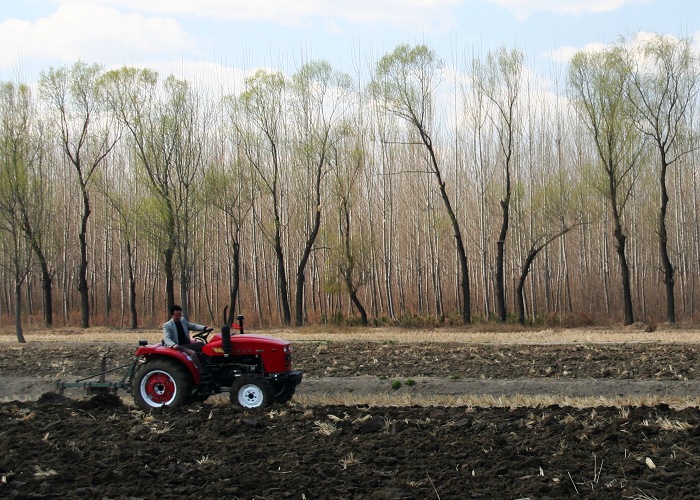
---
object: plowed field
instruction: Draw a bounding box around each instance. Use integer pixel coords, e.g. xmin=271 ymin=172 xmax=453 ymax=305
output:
xmin=1 ymin=333 xmax=698 ymax=499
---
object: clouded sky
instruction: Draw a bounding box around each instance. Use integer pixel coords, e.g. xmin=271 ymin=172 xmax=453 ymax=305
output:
xmin=1 ymin=0 xmax=698 ymax=86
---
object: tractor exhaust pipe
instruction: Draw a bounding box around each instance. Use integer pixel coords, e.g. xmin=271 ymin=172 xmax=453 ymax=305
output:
xmin=220 ymin=306 xmax=244 ymax=355
xmin=221 ymin=305 xmax=231 ymax=355
xmin=221 ymin=324 xmax=231 ymax=355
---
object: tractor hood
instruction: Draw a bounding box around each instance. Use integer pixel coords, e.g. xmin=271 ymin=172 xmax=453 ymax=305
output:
xmin=202 ymin=333 xmax=291 ymax=357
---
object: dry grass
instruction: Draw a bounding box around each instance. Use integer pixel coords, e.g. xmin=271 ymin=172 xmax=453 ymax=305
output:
xmin=339 ymin=452 xmax=361 ymax=469
xmin=649 ymin=417 xmax=694 ymax=431
xmin=0 ymin=326 xmax=162 ymax=344
xmin=1 ymin=324 xmax=700 ymax=344
xmin=291 ymin=392 xmax=700 ymax=410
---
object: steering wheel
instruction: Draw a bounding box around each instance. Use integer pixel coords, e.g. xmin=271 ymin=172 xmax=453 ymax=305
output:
xmin=192 ymin=327 xmax=215 ymax=343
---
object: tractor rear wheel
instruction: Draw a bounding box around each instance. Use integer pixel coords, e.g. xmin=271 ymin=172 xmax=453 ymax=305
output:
xmin=132 ymin=358 xmax=191 ymax=410
xmin=231 ymin=374 xmax=273 ymax=409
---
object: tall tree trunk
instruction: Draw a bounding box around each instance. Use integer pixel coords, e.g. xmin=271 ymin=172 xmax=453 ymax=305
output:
xmin=295 ymin=253 xmax=309 ymax=326
xmin=606 ymin=157 xmax=634 ymax=325
xmin=346 ymin=279 xmax=368 ymax=326
xmin=78 ymin=189 xmax=91 ymax=328
xmin=126 ymin=240 xmax=138 ymax=329
xmin=40 ymin=263 xmax=53 ymax=327
xmin=423 ymin=134 xmax=471 ymax=324
xmin=659 ymin=159 xmax=675 ymax=323
xmin=613 ymin=225 xmax=634 ymax=325
xmin=496 ymin=193 xmax=510 ymax=322
xmin=15 ymin=281 xmax=25 ymax=343
xmin=180 ymin=269 xmax=191 ymax=319
xmin=164 ymin=244 xmax=175 ymax=314
xmin=516 ymin=229 xmax=574 ymax=325
xmin=104 ymin=226 xmax=112 ymax=321
xmin=517 ymin=248 xmax=538 ymax=325
xmin=20 ymin=207 xmax=54 ymax=327
xmin=295 ymin=169 xmax=322 ymax=326
xmin=274 ymin=225 xmax=291 ymax=325
xmin=251 ymin=217 xmax=263 ymax=325
xmin=340 ymin=198 xmax=368 ymax=326
xmin=227 ymin=239 xmax=240 ymax=326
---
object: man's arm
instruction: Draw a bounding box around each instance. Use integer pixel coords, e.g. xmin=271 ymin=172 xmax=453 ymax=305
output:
xmin=186 ymin=321 xmax=208 ymax=333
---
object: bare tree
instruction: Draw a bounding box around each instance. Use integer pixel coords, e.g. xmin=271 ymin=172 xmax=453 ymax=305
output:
xmin=203 ymin=144 xmax=250 ymax=325
xmin=472 ymin=46 xmax=523 ymax=323
xmin=165 ymin=77 xmax=210 ymax=317
xmin=102 ymin=68 xmax=207 ymax=317
xmin=234 ymin=69 xmax=292 ymax=325
xmin=39 ymin=62 xmax=120 ymax=327
xmin=327 ymin=121 xmax=369 ymax=325
xmin=371 ymin=44 xmax=472 ymax=323
xmin=289 ymin=61 xmax=353 ymax=325
xmin=368 ymin=101 xmax=399 ymax=321
xmin=0 ymin=82 xmax=42 ymax=341
xmin=626 ymin=33 xmax=700 ymax=323
xmin=568 ymin=45 xmax=644 ymax=325
xmin=0 ymin=213 xmax=31 ymax=342
xmin=98 ymin=150 xmax=140 ymax=329
xmin=513 ymin=169 xmax=583 ymax=325
xmin=462 ymin=53 xmax=495 ymax=321
xmin=0 ymin=82 xmax=57 ymax=328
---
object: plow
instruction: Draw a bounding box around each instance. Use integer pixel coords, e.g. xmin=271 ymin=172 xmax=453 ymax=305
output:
xmin=57 ymin=313 xmax=302 ymax=410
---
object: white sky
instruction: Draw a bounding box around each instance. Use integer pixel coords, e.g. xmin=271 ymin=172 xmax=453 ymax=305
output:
xmin=0 ymin=0 xmax=698 ymax=87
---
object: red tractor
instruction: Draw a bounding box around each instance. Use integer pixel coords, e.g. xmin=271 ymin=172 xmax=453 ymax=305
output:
xmin=58 ymin=315 xmax=303 ymax=410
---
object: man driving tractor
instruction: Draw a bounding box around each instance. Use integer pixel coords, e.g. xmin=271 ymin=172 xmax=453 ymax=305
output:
xmin=162 ymin=305 xmax=211 ymax=374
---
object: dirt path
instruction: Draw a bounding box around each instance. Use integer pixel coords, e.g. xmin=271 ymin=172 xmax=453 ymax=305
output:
xmin=3 ymin=374 xmax=699 ymax=404
xmin=300 ymin=376 xmax=700 ymax=397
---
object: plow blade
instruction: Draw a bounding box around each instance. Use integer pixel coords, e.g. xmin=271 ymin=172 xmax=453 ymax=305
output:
xmin=56 ymin=380 xmax=129 ymax=395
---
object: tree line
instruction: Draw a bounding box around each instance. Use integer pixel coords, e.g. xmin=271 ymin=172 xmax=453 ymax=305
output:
xmin=1 ymin=33 xmax=699 ymax=341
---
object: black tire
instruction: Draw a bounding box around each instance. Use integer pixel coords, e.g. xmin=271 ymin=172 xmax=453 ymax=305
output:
xmin=132 ymin=358 xmax=192 ymax=410
xmin=271 ymin=381 xmax=296 ymax=404
xmin=230 ymin=374 xmax=273 ymax=409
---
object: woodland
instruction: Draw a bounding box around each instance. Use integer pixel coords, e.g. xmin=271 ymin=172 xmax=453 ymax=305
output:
xmin=1 ymin=32 xmax=700 ymax=339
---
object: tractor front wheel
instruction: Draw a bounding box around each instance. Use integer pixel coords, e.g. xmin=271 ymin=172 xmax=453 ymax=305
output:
xmin=231 ymin=374 xmax=273 ymax=409
xmin=271 ymin=381 xmax=296 ymax=404
xmin=132 ymin=358 xmax=191 ymax=410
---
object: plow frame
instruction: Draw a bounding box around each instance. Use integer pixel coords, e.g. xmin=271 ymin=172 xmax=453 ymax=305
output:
xmin=56 ymin=347 xmax=139 ymax=396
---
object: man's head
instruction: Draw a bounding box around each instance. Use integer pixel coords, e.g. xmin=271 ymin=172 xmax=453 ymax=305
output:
xmin=170 ymin=305 xmax=183 ymax=321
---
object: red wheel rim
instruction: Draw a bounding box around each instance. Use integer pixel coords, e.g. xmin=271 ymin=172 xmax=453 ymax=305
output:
xmin=141 ymin=370 xmax=176 ymax=406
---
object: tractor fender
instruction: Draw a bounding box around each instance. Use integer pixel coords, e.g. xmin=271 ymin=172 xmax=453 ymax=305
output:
xmin=135 ymin=345 xmax=201 ymax=384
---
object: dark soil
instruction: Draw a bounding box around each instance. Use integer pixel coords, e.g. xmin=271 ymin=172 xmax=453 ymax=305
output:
xmin=2 ymin=340 xmax=698 ymax=380
xmin=0 ymin=340 xmax=699 ymax=498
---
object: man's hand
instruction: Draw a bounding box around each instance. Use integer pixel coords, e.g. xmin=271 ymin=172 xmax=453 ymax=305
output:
xmin=172 ymin=345 xmax=180 ymax=351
